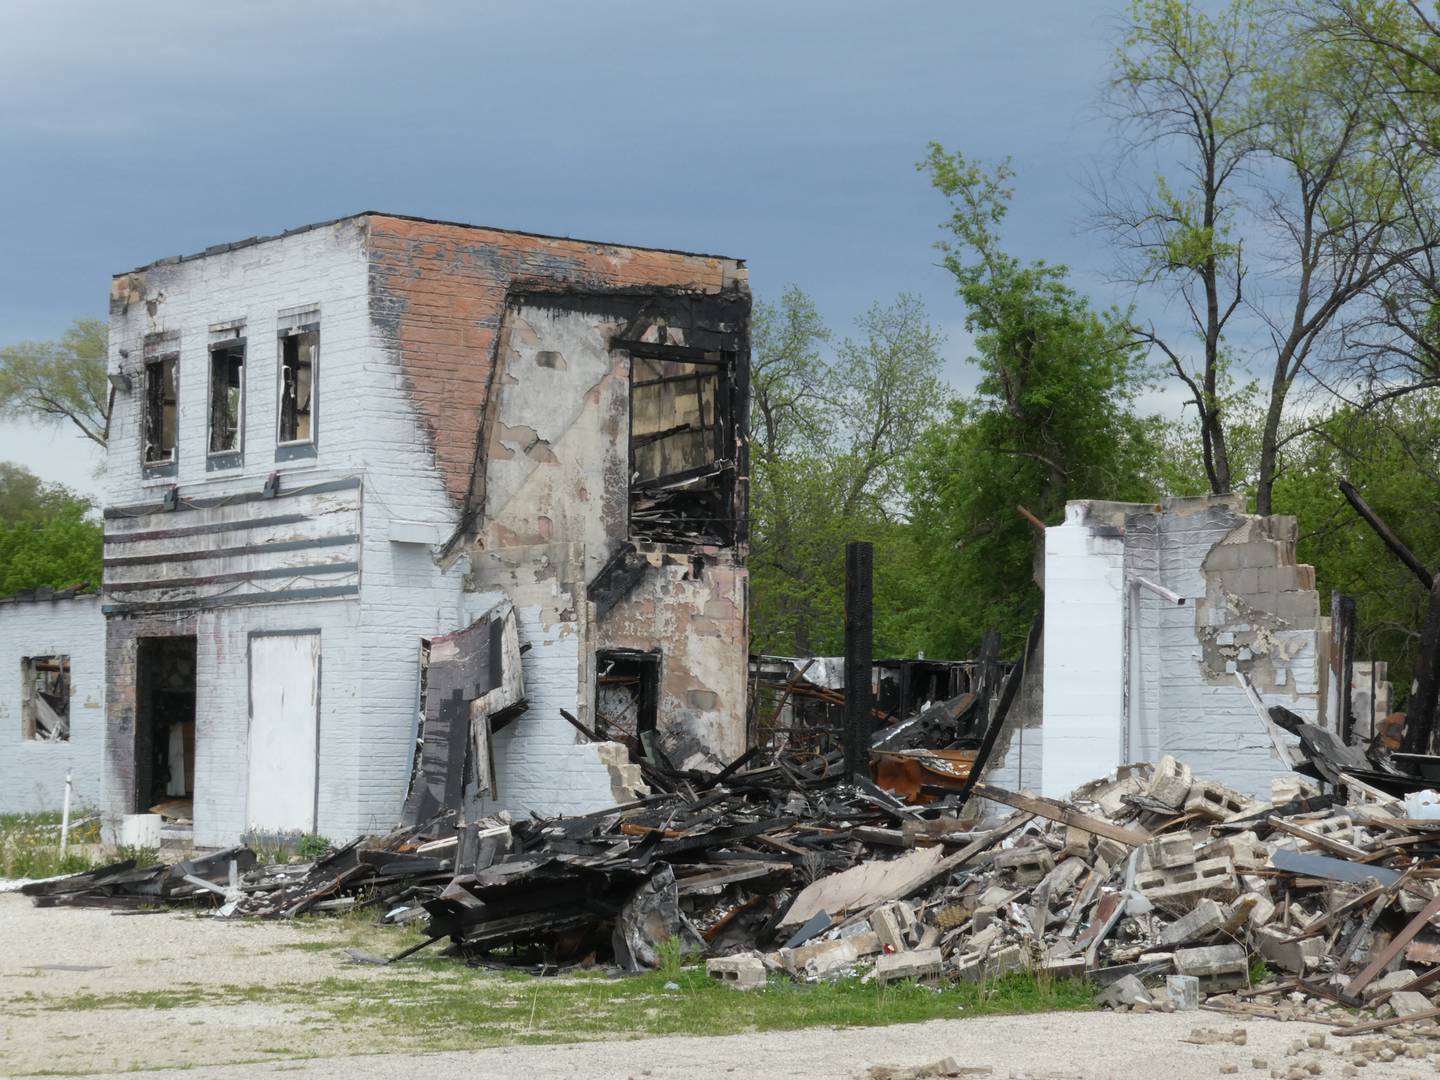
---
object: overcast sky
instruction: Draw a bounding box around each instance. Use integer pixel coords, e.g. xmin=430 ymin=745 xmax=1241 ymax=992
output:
xmin=0 ymin=0 xmax=1159 ymax=497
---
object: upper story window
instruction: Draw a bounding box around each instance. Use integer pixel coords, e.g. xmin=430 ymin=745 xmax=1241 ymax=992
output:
xmin=208 ymin=335 xmax=245 ymax=459
xmin=278 ymin=318 xmax=318 ymax=446
xmin=142 ymin=333 xmax=179 ymax=468
xmin=624 ymin=342 xmax=738 ymax=547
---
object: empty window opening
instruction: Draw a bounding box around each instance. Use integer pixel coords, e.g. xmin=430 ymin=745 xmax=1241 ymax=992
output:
xmin=278 ymin=327 xmax=317 ymax=444
xmin=135 ymin=636 xmax=197 ymax=821
xmin=594 ymin=649 xmax=659 ymax=759
xmin=143 ymin=354 xmax=178 ymax=464
xmin=208 ymin=339 xmax=245 ymax=455
xmin=628 ymin=350 xmax=736 ymax=546
xmin=21 ymin=655 xmax=70 ymax=742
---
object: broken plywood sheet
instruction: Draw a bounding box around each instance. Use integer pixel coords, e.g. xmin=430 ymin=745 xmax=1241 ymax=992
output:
xmin=402 ymin=603 xmax=524 ymax=825
xmin=780 ymin=845 xmax=945 ymax=928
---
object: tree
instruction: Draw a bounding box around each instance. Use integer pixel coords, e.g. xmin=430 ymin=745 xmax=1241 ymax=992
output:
xmin=746 ymin=289 xmax=947 ymax=656
xmin=0 ymin=319 xmax=111 ymax=447
xmin=907 ymin=146 xmax=1166 ymax=655
xmin=1103 ymin=0 xmax=1440 ymax=514
xmin=0 ymin=462 xmax=102 ymax=594
xmin=1269 ymin=395 xmax=1440 ymax=702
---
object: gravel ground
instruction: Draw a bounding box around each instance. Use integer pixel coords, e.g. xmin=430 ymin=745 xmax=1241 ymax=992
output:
xmin=4 ymin=894 xmax=1439 ymax=1080
xmin=64 ymin=1012 xmax=1440 ymax=1080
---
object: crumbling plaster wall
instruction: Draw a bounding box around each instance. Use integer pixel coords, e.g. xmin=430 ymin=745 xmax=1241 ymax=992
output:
xmin=1127 ymin=496 xmax=1321 ymax=799
xmin=597 ymin=552 xmax=748 ymax=765
xmin=1041 ymin=495 xmax=1322 ymax=800
xmin=0 ymin=595 xmax=105 ymax=813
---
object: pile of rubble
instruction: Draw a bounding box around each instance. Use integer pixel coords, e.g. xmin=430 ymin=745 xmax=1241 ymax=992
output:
xmin=25 ymin=698 xmax=1440 ymax=1043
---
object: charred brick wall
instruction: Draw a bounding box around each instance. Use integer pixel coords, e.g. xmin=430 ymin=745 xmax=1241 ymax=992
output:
xmin=365 ymin=215 xmax=745 ymax=511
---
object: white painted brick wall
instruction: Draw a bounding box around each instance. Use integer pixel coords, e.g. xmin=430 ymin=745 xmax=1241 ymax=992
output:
xmin=1042 ymin=507 xmax=1126 ymax=797
xmin=1043 ymin=497 xmax=1316 ymax=804
xmin=106 ymin=222 xmax=491 ymax=844
xmin=0 ymin=595 xmax=106 ymax=813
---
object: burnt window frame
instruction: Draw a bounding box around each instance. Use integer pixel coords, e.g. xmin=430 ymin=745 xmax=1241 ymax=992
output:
xmin=276 ymin=320 xmax=319 ymax=460
xmin=207 ymin=335 xmax=246 ymax=468
xmin=20 ymin=654 xmax=71 ymax=743
xmin=623 ymin=340 xmax=738 ymax=548
xmin=141 ymin=349 xmax=180 ymax=476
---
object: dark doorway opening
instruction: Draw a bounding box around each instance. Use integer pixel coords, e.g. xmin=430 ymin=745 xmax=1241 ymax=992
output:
xmin=135 ymin=636 xmax=197 ymax=817
xmin=594 ymin=649 xmax=660 ymax=759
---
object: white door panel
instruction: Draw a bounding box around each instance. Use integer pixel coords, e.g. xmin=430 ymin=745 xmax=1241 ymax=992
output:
xmin=247 ymin=632 xmax=319 ymax=833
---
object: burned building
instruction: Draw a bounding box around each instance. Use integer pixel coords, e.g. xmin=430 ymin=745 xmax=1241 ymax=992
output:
xmin=101 ymin=214 xmax=749 ymax=845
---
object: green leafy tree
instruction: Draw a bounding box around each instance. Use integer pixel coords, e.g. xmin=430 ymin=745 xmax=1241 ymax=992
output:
xmin=905 ymin=146 xmax=1165 ymax=656
xmin=0 ymin=463 xmax=102 ymax=594
xmin=1270 ymin=395 xmax=1440 ymax=701
xmin=0 ymin=319 xmax=111 ymax=447
xmin=747 ymin=290 xmax=947 ymax=656
xmin=1103 ymin=0 xmax=1440 ymax=514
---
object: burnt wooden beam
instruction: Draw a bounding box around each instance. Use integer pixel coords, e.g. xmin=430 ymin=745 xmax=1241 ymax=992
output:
xmin=1339 ymin=479 xmax=1433 ymax=590
xmin=843 ymin=540 xmax=874 ymax=780
xmin=1404 ymin=578 xmax=1440 ymax=756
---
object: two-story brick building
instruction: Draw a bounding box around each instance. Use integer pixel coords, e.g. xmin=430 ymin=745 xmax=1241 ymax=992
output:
xmin=98 ymin=213 xmax=750 ymax=846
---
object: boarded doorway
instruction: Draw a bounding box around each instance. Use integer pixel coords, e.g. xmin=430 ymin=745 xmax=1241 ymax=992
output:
xmin=247 ymin=631 xmax=320 ymax=834
xmin=135 ymin=636 xmax=197 ymax=816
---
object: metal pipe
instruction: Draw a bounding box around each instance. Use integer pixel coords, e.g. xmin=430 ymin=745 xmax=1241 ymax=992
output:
xmin=1131 ymin=575 xmax=1186 ymax=606
xmin=59 ymin=770 xmax=72 ymax=861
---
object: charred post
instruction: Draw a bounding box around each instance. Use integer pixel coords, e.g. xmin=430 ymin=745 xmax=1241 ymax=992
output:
xmin=843 ymin=540 xmax=874 ymax=780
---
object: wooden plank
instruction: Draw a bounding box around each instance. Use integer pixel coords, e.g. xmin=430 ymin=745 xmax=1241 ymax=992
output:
xmin=1348 ymin=893 xmax=1440 ymax=996
xmin=1334 ymin=1005 xmax=1440 ymax=1037
xmin=969 ymin=784 xmax=1150 ymax=846
xmin=1267 ymin=816 xmax=1369 ymax=860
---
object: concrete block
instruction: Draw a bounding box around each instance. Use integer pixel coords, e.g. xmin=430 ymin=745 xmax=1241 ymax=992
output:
xmin=1094 ymin=837 xmax=1128 ymax=867
xmin=1166 ymin=974 xmax=1201 ymax=1011
xmin=1157 ymin=898 xmax=1226 ymax=947
xmin=1256 ymin=926 xmax=1324 ymax=974
xmin=871 ymin=902 xmax=918 ymax=953
xmin=1098 ymin=973 xmax=1153 ymax=1009
xmin=1148 ymin=832 xmax=1198 ymax=870
xmin=1062 ymin=825 xmax=1092 ymax=858
xmin=1147 ymin=754 xmax=1193 ymax=808
xmin=1135 ymin=857 xmax=1239 ymax=914
xmin=1173 ymin=944 xmax=1249 ymax=991
xmin=993 ymin=845 xmax=1054 ymax=885
xmin=1184 ymin=780 xmax=1253 ymax=821
xmin=874 ymin=947 xmax=943 ymax=985
xmin=1361 ymin=969 xmax=1417 ymax=1003
xmin=706 ymin=953 xmax=765 ymax=990
xmin=781 ymin=932 xmax=881 ymax=979
xmin=1040 ymin=956 xmax=1087 ymax=979
xmin=953 ymin=943 xmax=1026 ymax=982
xmin=1388 ymin=990 xmax=1433 ymax=1017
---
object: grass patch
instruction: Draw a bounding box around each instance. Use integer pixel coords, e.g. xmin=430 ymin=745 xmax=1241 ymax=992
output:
xmin=17 ymin=961 xmax=1091 ymax=1052
xmin=0 ymin=812 xmax=102 ymax=879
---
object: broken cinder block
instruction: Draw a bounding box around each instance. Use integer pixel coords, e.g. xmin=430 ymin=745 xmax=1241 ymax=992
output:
xmin=1173 ymin=944 xmax=1249 ymax=992
xmin=1184 ymin=779 xmax=1254 ymax=821
xmin=993 ymin=846 xmax=1055 ymax=885
xmin=1135 ymin=857 xmax=1239 ymax=914
xmin=706 ymin=952 xmax=766 ymax=990
xmin=1147 ymin=831 xmax=1198 ymax=871
xmin=874 ymin=947 xmax=943 ymax=985
xmin=1157 ymin=898 xmax=1226 ymax=947
xmin=1147 ymin=754 xmax=1194 ymax=809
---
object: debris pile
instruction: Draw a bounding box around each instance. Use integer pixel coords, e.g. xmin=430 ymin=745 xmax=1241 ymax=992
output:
xmin=26 ymin=686 xmax=1440 ymax=1042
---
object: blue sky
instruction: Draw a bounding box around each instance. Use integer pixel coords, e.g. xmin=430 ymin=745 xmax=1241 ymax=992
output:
xmin=0 ymin=0 xmax=1156 ymax=495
